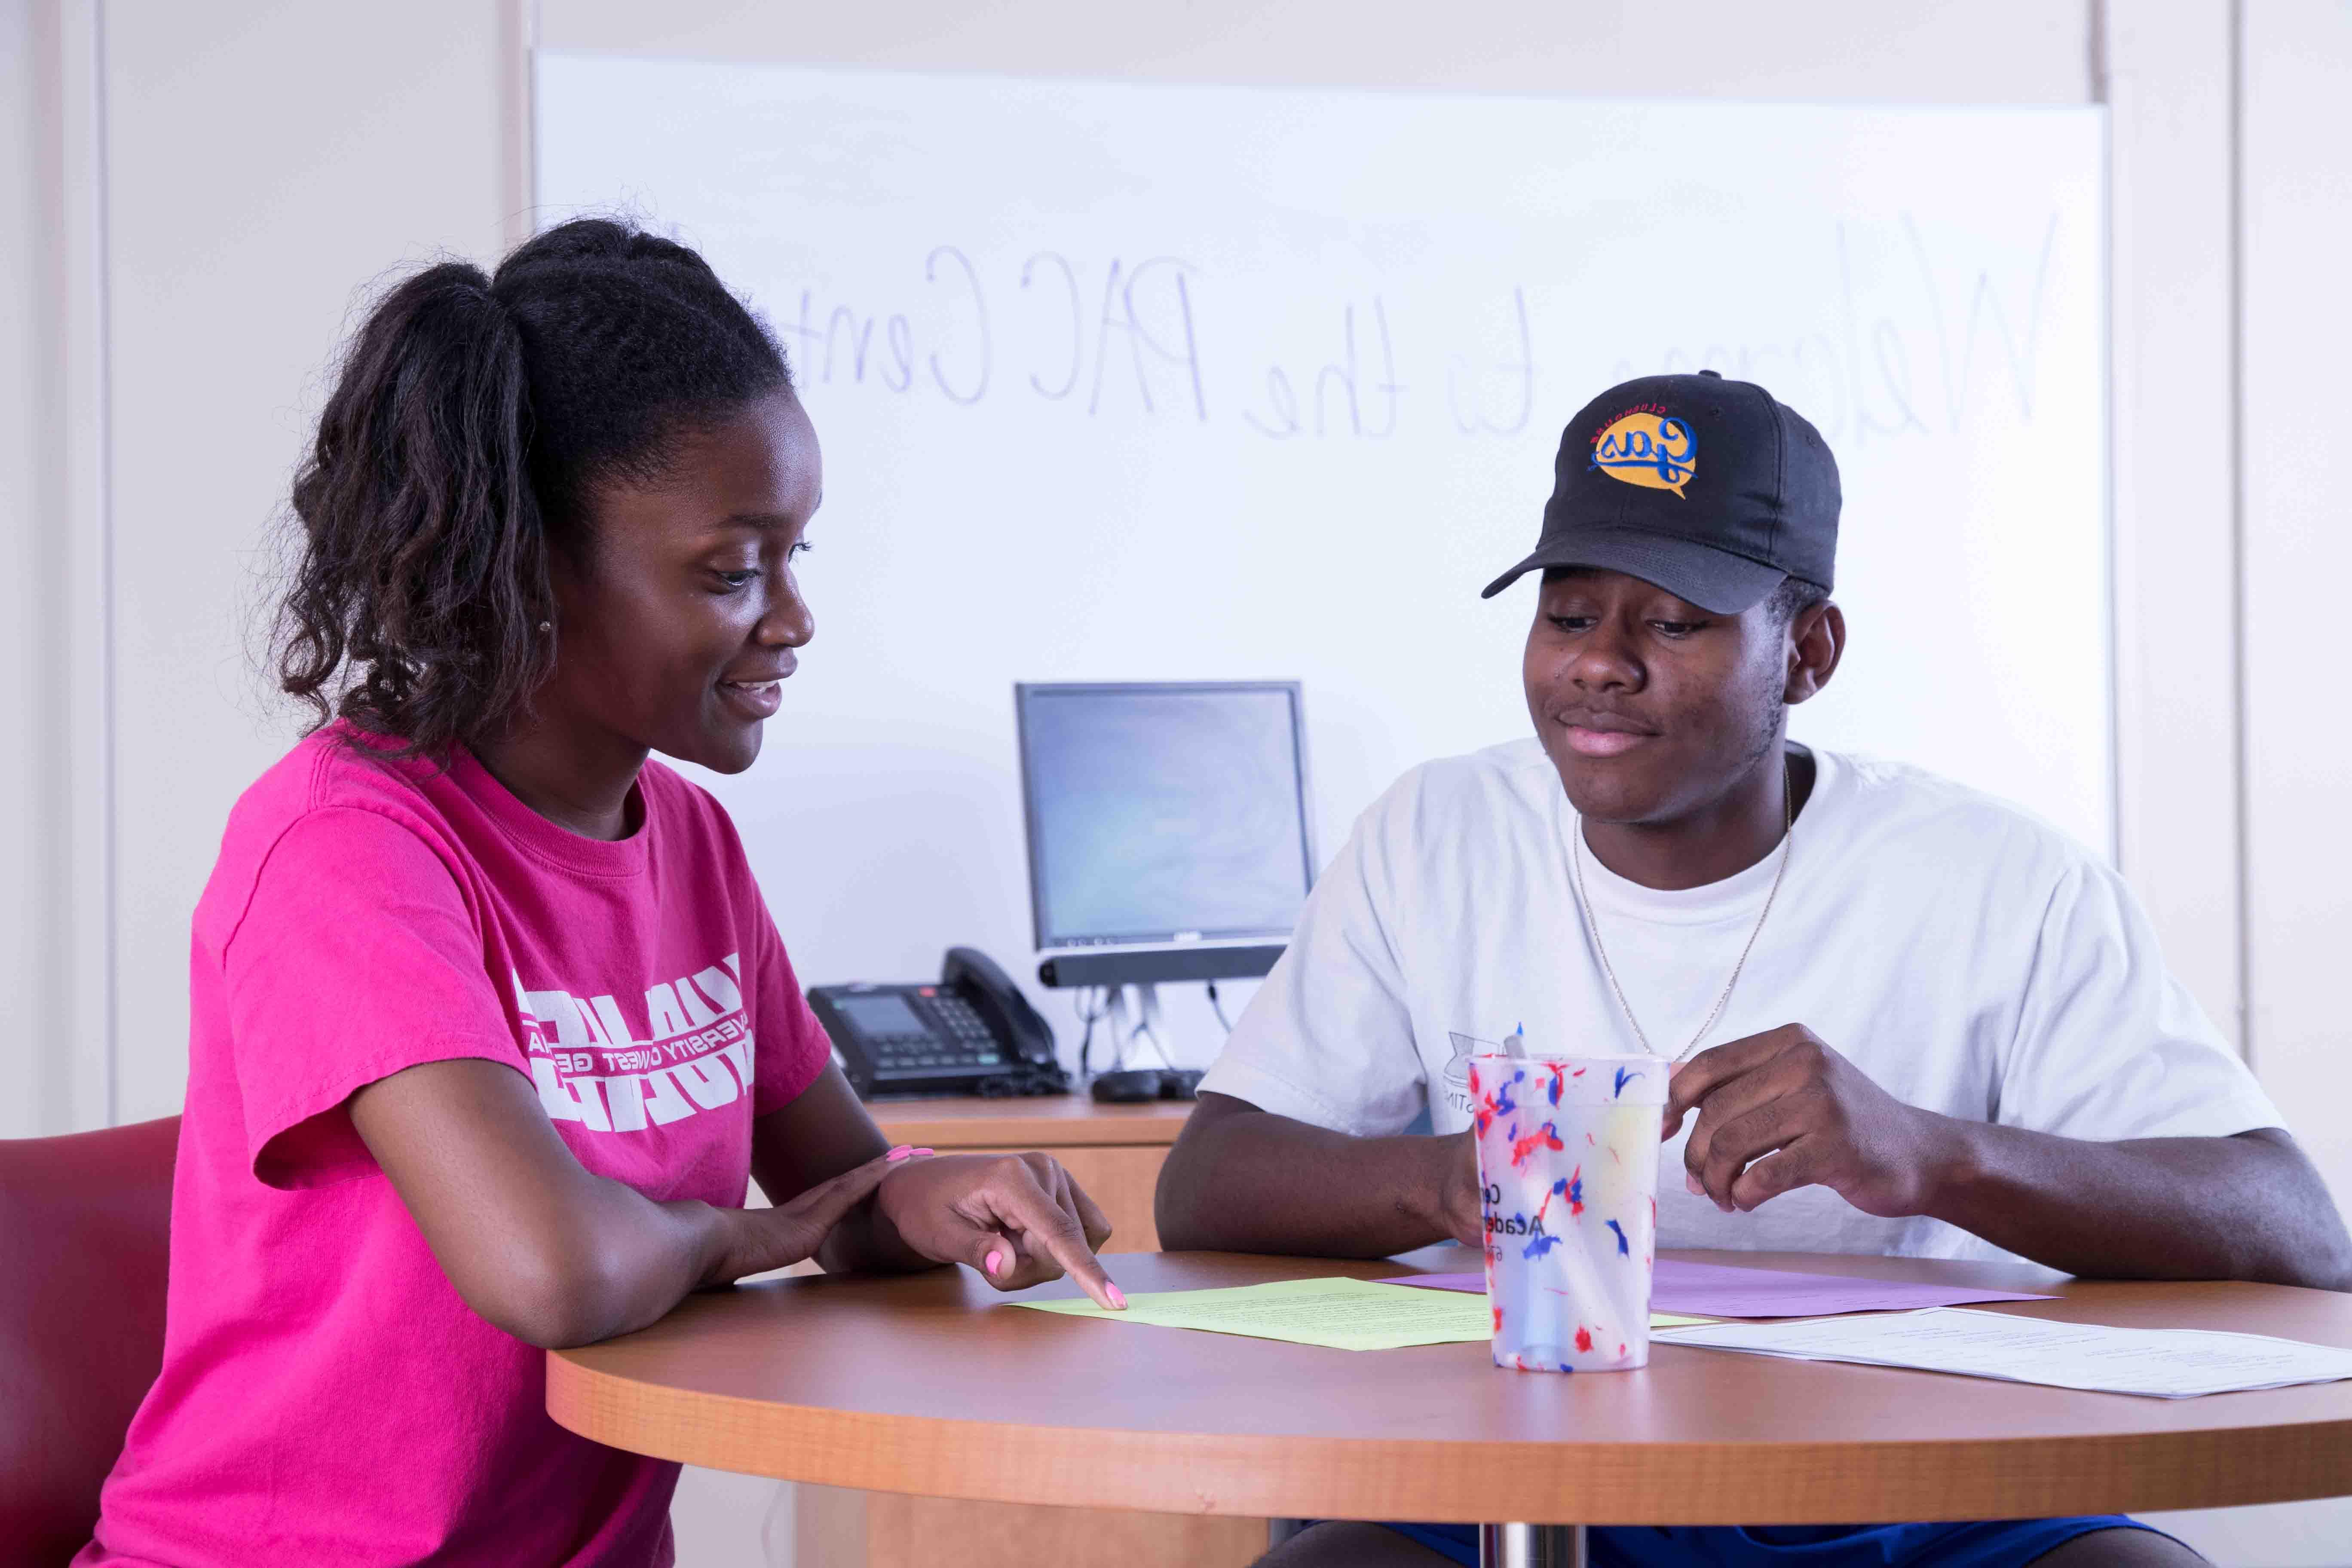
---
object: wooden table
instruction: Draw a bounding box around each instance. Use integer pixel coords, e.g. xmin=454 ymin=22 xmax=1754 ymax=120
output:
xmin=553 ymin=1245 xmax=2352 ymax=1560
xmin=802 ymin=1093 xmax=1225 ymax=1561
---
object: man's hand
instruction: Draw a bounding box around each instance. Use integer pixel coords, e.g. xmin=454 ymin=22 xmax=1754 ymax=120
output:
xmin=1663 ymin=1026 xmax=2352 ymax=1289
xmin=1664 ymin=1024 xmax=1962 ymax=1218
xmin=873 ymin=1151 xmax=1125 ymax=1309
xmin=1440 ymin=1130 xmax=1485 ymax=1246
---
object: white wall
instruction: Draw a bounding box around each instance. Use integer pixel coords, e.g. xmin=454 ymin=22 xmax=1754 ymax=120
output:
xmin=544 ymin=0 xmax=2093 ymax=101
xmin=98 ymin=0 xmax=513 ymax=1123
xmin=2243 ymin=0 xmax=2352 ymax=1274
xmin=2105 ymin=0 xmax=2246 ymax=1057
xmin=6 ymin=0 xmax=110 ymax=1137
xmin=0 ymin=0 xmax=45 ymax=1138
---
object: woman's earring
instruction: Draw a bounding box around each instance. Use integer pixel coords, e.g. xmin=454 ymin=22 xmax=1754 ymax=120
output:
xmin=536 ymin=621 xmax=552 ymax=634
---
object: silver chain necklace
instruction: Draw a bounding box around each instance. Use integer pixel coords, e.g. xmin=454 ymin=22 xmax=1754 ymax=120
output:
xmin=1568 ymin=760 xmax=1795 ymax=1066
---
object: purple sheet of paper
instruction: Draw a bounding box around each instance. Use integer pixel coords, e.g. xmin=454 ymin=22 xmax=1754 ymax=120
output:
xmin=1378 ymin=1259 xmax=2054 ymax=1319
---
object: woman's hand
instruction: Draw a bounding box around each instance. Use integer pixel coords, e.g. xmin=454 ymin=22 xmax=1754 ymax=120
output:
xmin=710 ymin=1145 xmax=927 ymax=1282
xmin=873 ymin=1151 xmax=1125 ymax=1309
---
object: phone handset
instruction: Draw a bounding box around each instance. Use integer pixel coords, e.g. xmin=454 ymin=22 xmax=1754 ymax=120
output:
xmin=941 ymin=946 xmax=1057 ymax=1068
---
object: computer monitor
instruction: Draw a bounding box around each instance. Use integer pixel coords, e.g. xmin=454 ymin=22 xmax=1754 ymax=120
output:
xmin=1014 ymin=681 xmax=1314 ymax=988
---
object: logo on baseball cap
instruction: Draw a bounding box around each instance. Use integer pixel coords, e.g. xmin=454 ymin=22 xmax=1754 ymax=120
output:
xmin=1482 ymin=371 xmax=1839 ymax=614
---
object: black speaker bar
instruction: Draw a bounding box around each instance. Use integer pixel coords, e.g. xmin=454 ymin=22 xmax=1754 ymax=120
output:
xmin=1036 ymin=943 xmax=1285 ymax=989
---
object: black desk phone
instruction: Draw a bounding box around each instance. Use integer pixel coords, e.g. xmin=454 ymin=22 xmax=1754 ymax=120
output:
xmin=810 ymin=947 xmax=1069 ymax=1099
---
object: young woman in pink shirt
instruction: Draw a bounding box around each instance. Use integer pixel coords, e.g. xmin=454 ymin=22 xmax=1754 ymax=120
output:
xmin=78 ymin=219 xmax=1124 ymax=1568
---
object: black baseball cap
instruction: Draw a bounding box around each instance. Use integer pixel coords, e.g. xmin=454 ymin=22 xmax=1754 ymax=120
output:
xmin=1481 ymin=371 xmax=1839 ymax=614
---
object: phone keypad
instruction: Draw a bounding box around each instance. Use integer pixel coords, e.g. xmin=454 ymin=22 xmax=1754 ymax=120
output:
xmin=863 ymin=991 xmax=1006 ymax=1078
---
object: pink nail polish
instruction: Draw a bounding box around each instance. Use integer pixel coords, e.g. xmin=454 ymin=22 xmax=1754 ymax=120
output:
xmin=1106 ymin=1284 xmax=1128 ymax=1310
xmin=911 ymin=1147 xmax=935 ymax=1156
xmin=885 ymin=1146 xmax=913 ymax=1162
xmin=984 ymin=1249 xmax=1004 ymax=1276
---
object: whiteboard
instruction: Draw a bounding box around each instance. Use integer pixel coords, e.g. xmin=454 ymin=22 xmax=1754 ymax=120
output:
xmin=537 ymin=57 xmax=2108 ymax=1054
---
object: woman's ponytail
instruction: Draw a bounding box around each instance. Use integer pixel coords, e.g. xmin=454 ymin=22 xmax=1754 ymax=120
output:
xmin=279 ymin=262 xmax=551 ymax=758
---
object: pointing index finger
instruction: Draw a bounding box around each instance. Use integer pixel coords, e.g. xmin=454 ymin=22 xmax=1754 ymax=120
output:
xmin=999 ymin=1161 xmax=1126 ymax=1311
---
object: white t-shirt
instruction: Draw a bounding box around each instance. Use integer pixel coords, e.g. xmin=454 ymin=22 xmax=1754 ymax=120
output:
xmin=1199 ymin=739 xmax=2284 ymax=1264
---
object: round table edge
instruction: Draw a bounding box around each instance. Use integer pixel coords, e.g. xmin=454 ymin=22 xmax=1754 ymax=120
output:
xmin=545 ymin=1350 xmax=2352 ymax=1525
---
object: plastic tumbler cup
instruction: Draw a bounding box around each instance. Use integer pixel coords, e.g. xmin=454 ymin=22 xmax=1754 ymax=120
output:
xmin=1469 ymin=1052 xmax=1666 ymax=1372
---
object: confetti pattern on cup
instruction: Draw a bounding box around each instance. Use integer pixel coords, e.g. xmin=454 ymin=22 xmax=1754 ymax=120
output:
xmin=1470 ymin=1053 xmax=1665 ymax=1373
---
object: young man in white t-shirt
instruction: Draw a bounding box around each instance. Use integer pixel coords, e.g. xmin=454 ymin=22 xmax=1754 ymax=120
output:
xmin=1158 ymin=371 xmax=2352 ymax=1568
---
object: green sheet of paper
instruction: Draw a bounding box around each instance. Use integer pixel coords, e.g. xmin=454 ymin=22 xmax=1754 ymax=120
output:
xmin=1013 ymin=1276 xmax=1713 ymax=1352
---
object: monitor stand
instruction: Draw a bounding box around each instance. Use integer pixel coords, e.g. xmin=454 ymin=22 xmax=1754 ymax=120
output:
xmin=1090 ymin=983 xmax=1209 ymax=1103
xmin=1102 ymin=983 xmax=1174 ymax=1072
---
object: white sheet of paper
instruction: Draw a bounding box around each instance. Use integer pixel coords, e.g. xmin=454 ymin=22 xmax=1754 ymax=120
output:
xmin=1654 ymin=1308 xmax=2352 ymax=1398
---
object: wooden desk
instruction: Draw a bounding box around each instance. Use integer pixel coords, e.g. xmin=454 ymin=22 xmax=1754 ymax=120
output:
xmin=557 ymin=1246 xmax=2352 ymax=1552
xmin=805 ymin=1094 xmax=1238 ymax=1562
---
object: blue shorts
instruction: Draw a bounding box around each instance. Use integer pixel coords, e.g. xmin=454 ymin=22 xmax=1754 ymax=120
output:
xmin=1378 ymin=1519 xmax=2168 ymax=1568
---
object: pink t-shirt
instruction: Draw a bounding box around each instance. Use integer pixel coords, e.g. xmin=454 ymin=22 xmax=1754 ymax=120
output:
xmin=79 ymin=727 xmax=832 ymax=1568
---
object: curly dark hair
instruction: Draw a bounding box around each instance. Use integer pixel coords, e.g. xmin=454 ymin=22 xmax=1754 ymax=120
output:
xmin=275 ymin=218 xmax=792 ymax=758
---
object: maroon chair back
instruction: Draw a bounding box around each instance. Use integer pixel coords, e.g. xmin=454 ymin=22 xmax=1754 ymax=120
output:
xmin=0 ymin=1116 xmax=179 ymax=1568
